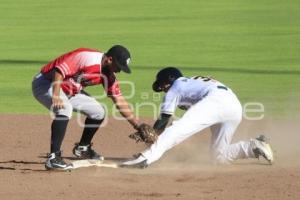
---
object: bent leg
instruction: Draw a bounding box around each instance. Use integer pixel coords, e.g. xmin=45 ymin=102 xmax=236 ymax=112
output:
xmin=32 ymin=74 xmax=73 ymax=153
xmin=70 ymin=92 xmax=106 ymax=120
xmin=70 ymin=93 xmax=106 ymax=145
xmin=211 ymin=122 xmax=255 ymax=164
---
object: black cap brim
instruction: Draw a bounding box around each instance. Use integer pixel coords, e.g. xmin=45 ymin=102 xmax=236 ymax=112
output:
xmin=152 ymin=80 xmax=162 ymax=92
xmin=116 ymin=61 xmax=131 ymax=73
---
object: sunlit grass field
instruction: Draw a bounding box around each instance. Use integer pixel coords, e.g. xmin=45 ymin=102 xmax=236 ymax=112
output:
xmin=0 ymin=0 xmax=299 ymax=119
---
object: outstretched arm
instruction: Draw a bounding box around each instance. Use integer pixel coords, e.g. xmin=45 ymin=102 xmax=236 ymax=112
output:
xmin=153 ymin=113 xmax=172 ymax=134
xmin=110 ymin=95 xmax=140 ymax=130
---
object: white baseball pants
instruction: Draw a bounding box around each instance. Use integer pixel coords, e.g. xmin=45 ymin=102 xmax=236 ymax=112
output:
xmin=142 ymin=88 xmax=256 ymax=164
xmin=32 ymin=73 xmax=105 ymax=120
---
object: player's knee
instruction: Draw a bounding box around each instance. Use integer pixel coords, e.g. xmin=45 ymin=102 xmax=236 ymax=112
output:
xmin=88 ymin=105 xmax=106 ymax=120
xmin=214 ymin=154 xmax=232 ymax=165
xmin=89 ymin=113 xmax=105 ymax=121
xmin=211 ymin=149 xmax=233 ymax=165
xmin=53 ymin=103 xmax=73 ymax=119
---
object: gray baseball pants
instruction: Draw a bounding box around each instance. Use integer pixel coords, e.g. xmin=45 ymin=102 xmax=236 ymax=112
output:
xmin=32 ymin=73 xmax=105 ymax=120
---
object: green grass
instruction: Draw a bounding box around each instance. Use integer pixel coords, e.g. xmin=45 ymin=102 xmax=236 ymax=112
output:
xmin=0 ymin=0 xmax=299 ymax=119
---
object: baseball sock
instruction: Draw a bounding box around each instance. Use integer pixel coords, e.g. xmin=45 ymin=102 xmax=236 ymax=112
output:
xmin=50 ymin=115 xmax=69 ymax=153
xmin=79 ymin=118 xmax=103 ymax=146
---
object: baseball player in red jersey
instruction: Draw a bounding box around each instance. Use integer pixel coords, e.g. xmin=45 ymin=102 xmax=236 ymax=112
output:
xmin=32 ymin=45 xmax=142 ymax=170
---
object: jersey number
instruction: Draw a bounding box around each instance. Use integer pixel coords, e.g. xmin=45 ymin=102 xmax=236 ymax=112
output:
xmin=193 ymin=76 xmax=215 ymax=82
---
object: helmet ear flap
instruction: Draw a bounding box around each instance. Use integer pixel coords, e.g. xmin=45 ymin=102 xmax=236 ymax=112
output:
xmin=168 ymin=75 xmax=176 ymax=83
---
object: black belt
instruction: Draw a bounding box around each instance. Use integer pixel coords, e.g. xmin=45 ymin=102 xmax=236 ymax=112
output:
xmin=217 ymin=85 xmax=228 ymax=90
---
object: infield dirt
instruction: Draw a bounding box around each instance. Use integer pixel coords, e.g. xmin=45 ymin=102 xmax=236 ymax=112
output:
xmin=0 ymin=115 xmax=299 ymax=200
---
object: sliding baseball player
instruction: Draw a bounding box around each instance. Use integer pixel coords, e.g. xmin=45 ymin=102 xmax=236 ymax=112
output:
xmin=122 ymin=67 xmax=274 ymax=168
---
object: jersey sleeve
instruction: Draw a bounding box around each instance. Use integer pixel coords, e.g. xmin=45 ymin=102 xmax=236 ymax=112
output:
xmin=55 ymin=57 xmax=80 ymax=78
xmin=102 ymin=70 xmax=122 ymax=97
xmin=160 ymin=88 xmax=180 ymax=115
xmin=106 ymin=80 xmax=122 ymax=97
xmin=41 ymin=51 xmax=80 ymax=78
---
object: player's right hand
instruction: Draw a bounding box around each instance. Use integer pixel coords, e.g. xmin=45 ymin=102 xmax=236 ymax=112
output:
xmin=52 ymin=96 xmax=64 ymax=109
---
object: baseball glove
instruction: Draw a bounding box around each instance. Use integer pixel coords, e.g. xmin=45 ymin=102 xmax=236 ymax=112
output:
xmin=129 ymin=123 xmax=158 ymax=145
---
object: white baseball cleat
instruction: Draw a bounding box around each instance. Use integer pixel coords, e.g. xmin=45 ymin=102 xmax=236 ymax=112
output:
xmin=120 ymin=155 xmax=148 ymax=169
xmin=251 ymin=135 xmax=274 ymax=164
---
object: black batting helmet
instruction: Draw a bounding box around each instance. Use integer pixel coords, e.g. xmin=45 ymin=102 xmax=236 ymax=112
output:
xmin=152 ymin=67 xmax=183 ymax=92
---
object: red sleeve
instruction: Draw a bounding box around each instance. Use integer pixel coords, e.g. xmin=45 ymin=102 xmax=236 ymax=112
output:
xmin=41 ymin=49 xmax=81 ymax=78
xmin=55 ymin=57 xmax=79 ymax=78
xmin=107 ymin=80 xmax=122 ymax=97
xmin=102 ymin=71 xmax=122 ymax=97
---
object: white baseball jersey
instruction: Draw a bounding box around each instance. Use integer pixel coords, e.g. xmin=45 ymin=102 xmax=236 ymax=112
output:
xmin=161 ymin=76 xmax=227 ymax=114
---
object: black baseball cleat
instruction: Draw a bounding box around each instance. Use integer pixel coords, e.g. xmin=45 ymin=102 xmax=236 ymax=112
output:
xmin=120 ymin=155 xmax=148 ymax=169
xmin=45 ymin=151 xmax=73 ymax=171
xmin=72 ymin=143 xmax=104 ymax=160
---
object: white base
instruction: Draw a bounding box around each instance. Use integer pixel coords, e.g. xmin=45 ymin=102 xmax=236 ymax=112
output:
xmin=71 ymin=159 xmax=119 ymax=169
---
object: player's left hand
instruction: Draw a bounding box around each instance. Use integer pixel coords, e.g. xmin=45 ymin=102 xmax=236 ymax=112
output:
xmin=129 ymin=123 xmax=158 ymax=145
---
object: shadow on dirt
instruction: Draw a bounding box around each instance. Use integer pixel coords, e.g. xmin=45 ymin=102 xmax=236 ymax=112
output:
xmin=0 ymin=160 xmax=45 ymax=172
xmin=0 ymin=156 xmax=130 ymax=172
